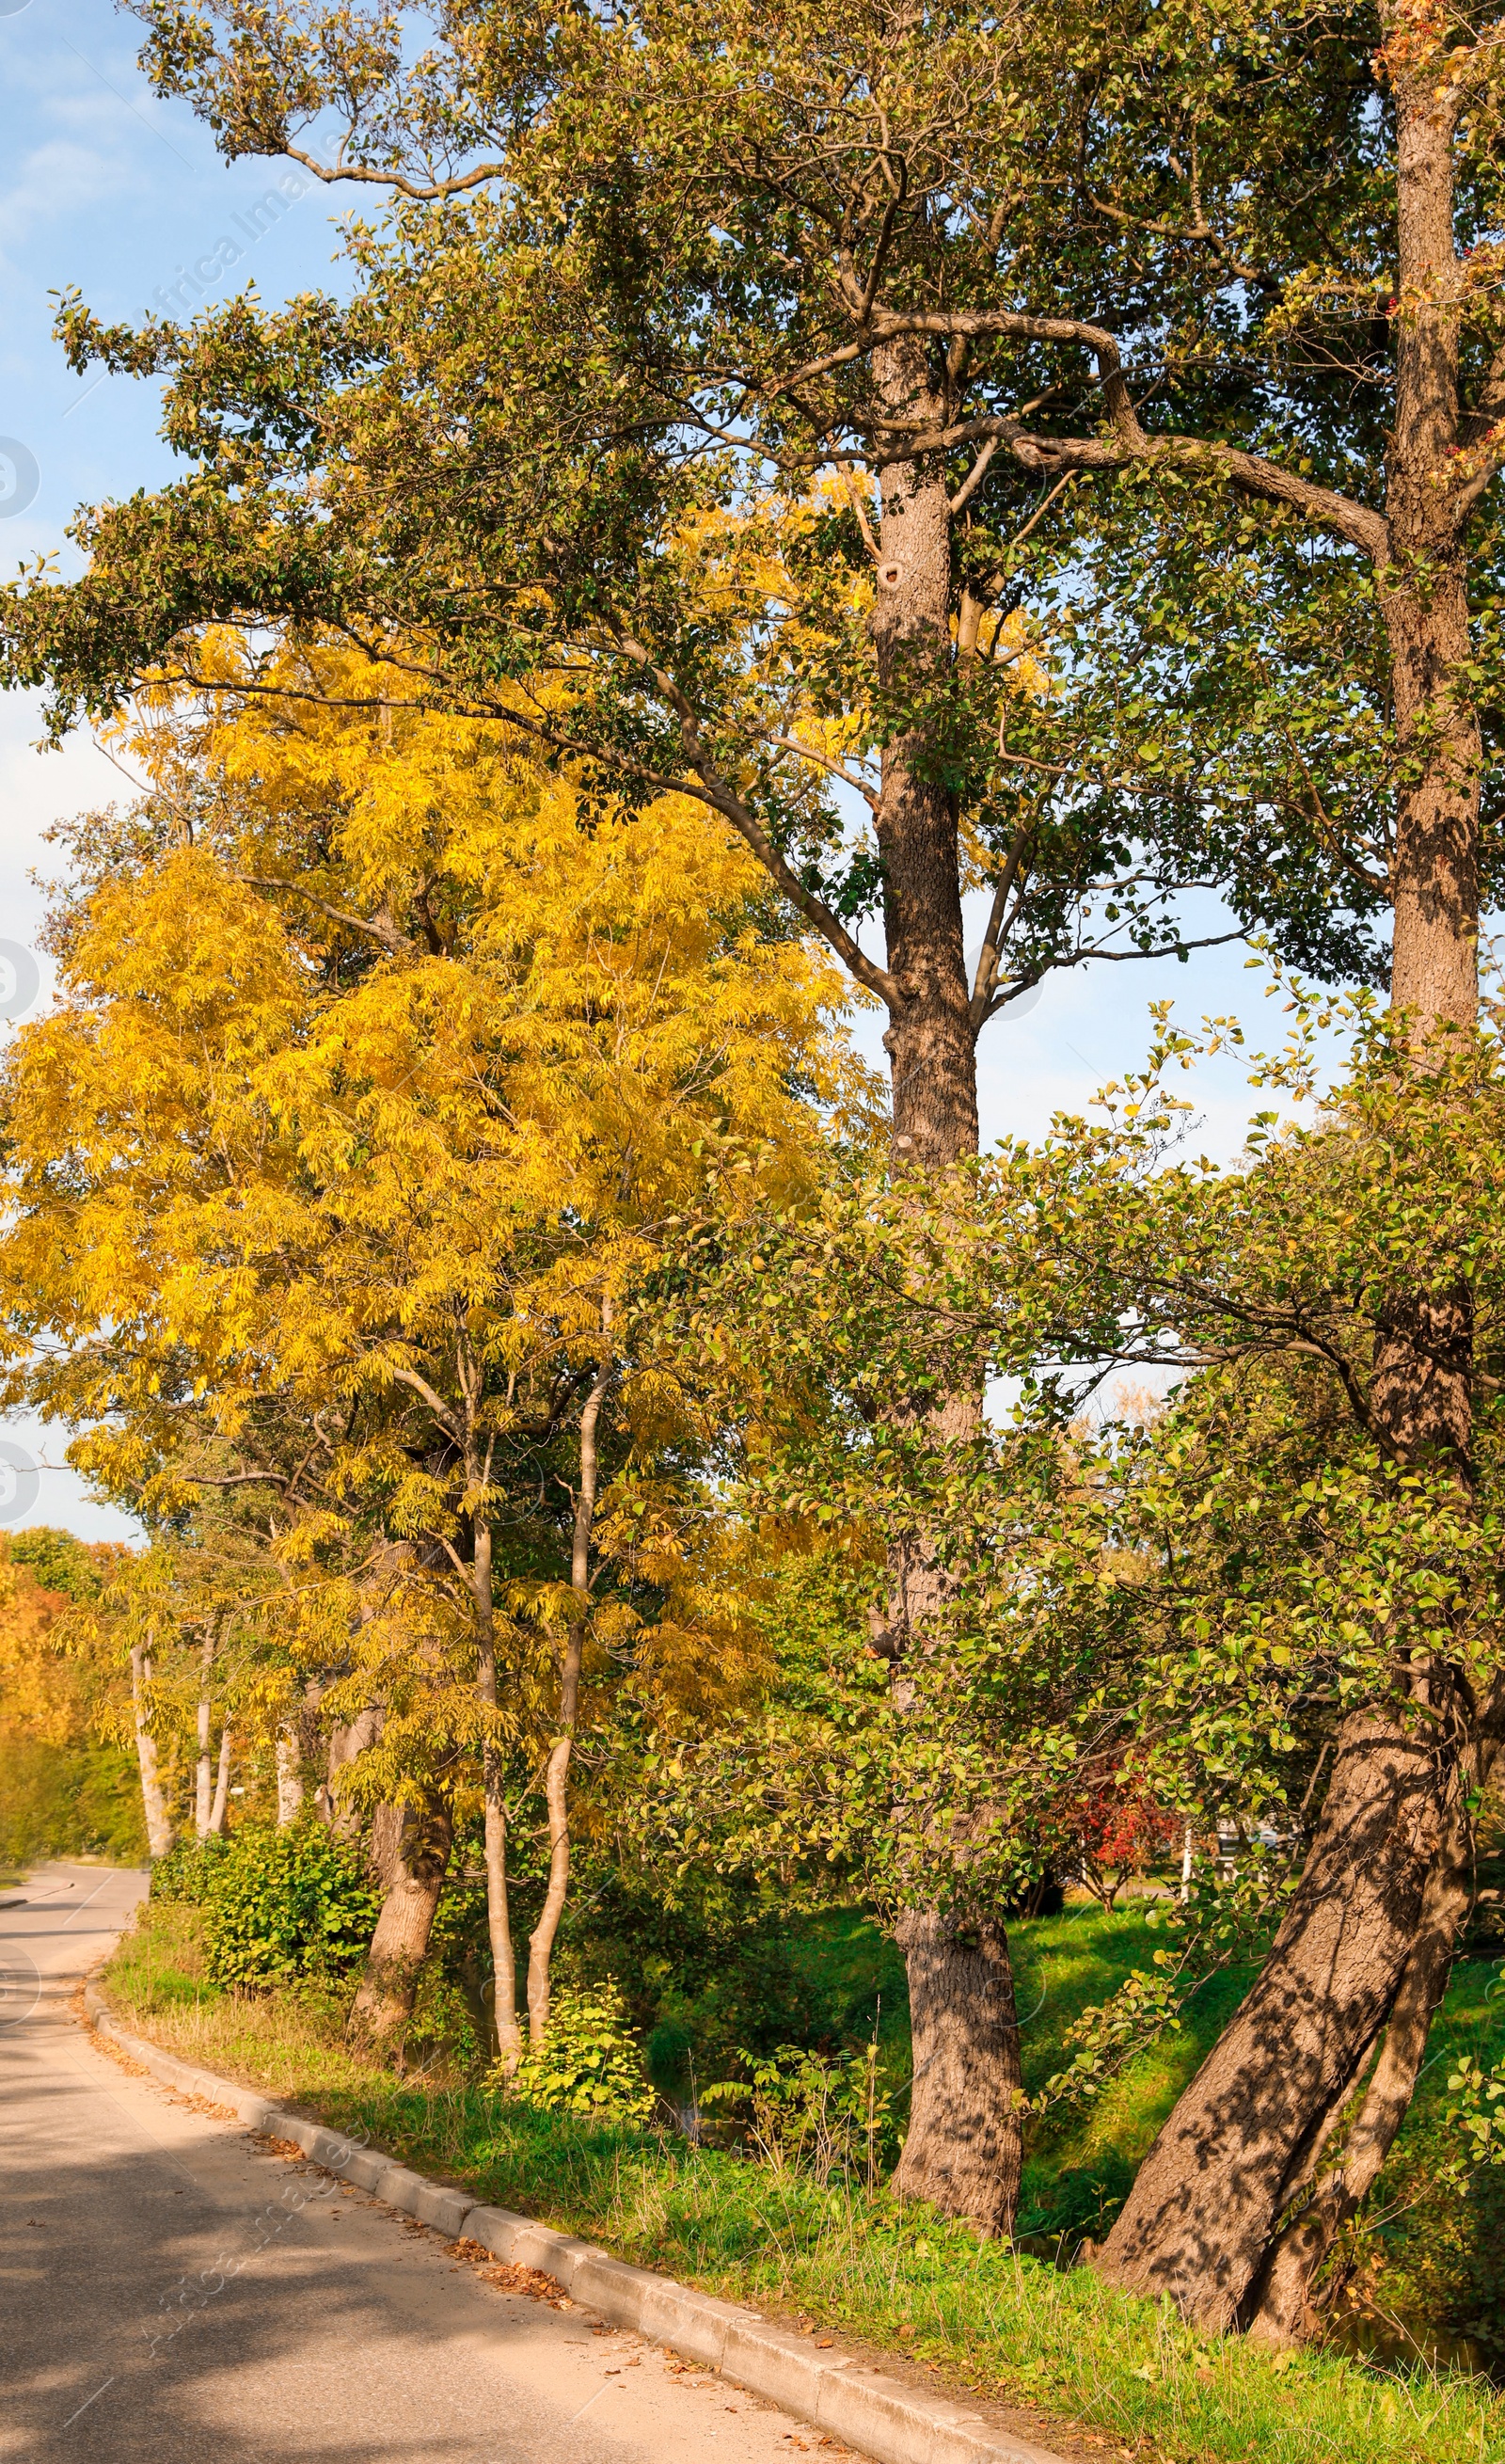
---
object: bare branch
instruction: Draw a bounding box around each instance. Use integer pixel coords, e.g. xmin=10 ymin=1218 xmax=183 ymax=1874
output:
xmin=969 ymin=825 xmax=1031 ymax=1029
xmin=235 ymin=874 xmax=416 ymax=952
xmin=948 ymin=435 xmax=1002 ymax=517
xmin=608 ymin=627 xmax=899 ymax=1005
xmin=282 ymin=143 xmax=506 ymax=205
xmin=979 ymin=924 xmax=1249 ymax=1024
xmin=759 ymin=730 xmax=879 ymax=810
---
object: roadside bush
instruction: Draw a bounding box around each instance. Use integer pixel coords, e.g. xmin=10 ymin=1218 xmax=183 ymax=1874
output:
xmin=554 ymin=1864 xmax=873 ymax=2096
xmin=201 ymin=1822 xmax=381 ymax=1988
xmin=150 ymin=1833 xmax=231 ymax=1903
xmin=495 ymin=1979 xmax=655 ymax=2122
xmin=701 ymin=2042 xmax=898 ymax=2186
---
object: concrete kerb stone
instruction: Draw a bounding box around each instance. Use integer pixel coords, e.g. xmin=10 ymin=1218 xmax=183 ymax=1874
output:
xmin=340 ymin=2146 xmax=398 ymax=2195
xmin=81 ymin=1979 xmax=1070 ymax=2464
xmin=407 ymin=2180 xmax=476 ymax=2238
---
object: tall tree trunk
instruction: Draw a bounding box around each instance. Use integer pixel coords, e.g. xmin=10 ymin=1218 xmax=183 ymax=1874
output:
xmin=208 ymin=1725 xmax=231 ymax=1835
xmin=368 ymin=1801 xmax=406 ymax=1890
xmin=526 ymin=1326 xmax=612 ymax=2043
xmin=873 ymin=342 xmax=1023 ymax=2234
xmin=473 ymin=1515 xmax=522 ymax=2070
xmin=894 ymin=1910 xmax=1022 ymax=2234
xmin=194 ymin=1631 xmax=214 ymax=1840
xmin=276 ymin=1724 xmax=305 ymax=1825
xmin=483 ymin=1738 xmax=519 ymax=2067
xmin=874 ymin=340 xmax=979 ymax=1174
xmin=347 ymin=1793 xmax=452 ymax=2053
xmin=1099 ymin=50 xmax=1484 ymax=2323
xmin=131 ymin=1643 xmax=172 ymax=1861
xmin=321 ymin=1706 xmax=380 ymax=1836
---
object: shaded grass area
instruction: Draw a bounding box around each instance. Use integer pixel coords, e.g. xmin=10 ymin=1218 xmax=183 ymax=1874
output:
xmin=104 ymin=1900 xmax=1505 ymax=2464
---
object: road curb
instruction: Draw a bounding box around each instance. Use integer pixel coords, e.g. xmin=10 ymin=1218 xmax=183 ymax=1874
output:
xmin=82 ymin=1980 xmax=1069 ymax=2464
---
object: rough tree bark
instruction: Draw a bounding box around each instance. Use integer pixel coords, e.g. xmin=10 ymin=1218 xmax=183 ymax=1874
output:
xmin=526 ymin=1323 xmax=613 ymax=2045
xmin=872 ymin=340 xmax=1024 ymax=2237
xmin=894 ymin=1909 xmax=1023 ymax=2233
xmin=872 ymin=340 xmax=980 ymax=1174
xmin=320 ymin=1705 xmax=380 ymax=1837
xmin=1097 ymin=35 xmax=1489 ymax=2323
xmin=347 ymin=1793 xmax=453 ymax=2052
xmin=1092 ymin=1715 xmax=1456 ymax=2328
xmin=1246 ymin=1752 xmax=1493 ymax=2340
xmin=130 ymin=1642 xmax=172 ymax=1861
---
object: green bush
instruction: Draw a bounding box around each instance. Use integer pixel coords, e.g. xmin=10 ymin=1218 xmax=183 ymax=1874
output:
xmin=701 ymin=2042 xmax=898 ymax=2186
xmin=201 ymin=1822 xmax=381 ymax=1989
xmin=150 ymin=1833 xmax=232 ymax=1903
xmin=497 ymin=1979 xmax=655 ymax=2122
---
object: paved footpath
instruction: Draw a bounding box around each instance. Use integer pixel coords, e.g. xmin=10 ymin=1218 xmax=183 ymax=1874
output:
xmin=0 ymin=1863 xmax=837 ymax=2464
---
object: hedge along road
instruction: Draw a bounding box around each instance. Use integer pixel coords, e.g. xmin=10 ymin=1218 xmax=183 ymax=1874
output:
xmin=0 ymin=1864 xmax=833 ymax=2463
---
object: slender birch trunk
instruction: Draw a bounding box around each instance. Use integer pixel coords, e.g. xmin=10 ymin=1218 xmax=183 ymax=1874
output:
xmin=131 ymin=1643 xmax=172 ymax=1862
xmin=194 ymin=1630 xmax=214 ymax=1839
xmin=526 ymin=1316 xmax=613 ymax=2043
xmin=472 ymin=1515 xmax=522 ymax=2070
xmin=208 ymin=1725 xmax=231 ymax=1835
xmin=276 ymin=1725 xmax=305 ymax=1825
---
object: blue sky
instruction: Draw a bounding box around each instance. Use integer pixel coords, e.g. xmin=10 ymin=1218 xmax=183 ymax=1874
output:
xmin=0 ymin=0 xmax=1297 ymax=1539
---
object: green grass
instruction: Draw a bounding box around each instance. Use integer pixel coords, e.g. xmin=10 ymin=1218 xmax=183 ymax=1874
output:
xmin=779 ymin=1896 xmax=1505 ymax=2351
xmin=103 ymin=1898 xmax=1505 ymax=2464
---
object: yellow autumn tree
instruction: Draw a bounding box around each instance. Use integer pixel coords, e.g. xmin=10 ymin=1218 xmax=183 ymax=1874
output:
xmin=0 ymin=1531 xmax=144 ymax=1864
xmin=0 ymin=639 xmax=879 ymax=2051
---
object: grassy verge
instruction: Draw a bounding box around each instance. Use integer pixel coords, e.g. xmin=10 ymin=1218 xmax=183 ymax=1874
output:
xmin=779 ymin=1899 xmax=1505 ymax=2350
xmin=103 ymin=1900 xmax=1505 ymax=2464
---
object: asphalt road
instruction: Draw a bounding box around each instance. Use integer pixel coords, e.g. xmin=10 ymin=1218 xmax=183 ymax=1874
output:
xmin=0 ymin=1862 xmax=836 ymax=2464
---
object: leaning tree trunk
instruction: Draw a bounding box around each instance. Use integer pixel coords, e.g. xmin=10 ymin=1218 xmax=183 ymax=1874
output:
xmin=1092 ymin=1712 xmax=1454 ymax=2328
xmin=1246 ymin=1761 xmax=1484 ymax=2340
xmin=1098 ymin=44 xmax=1484 ymax=2322
xmin=131 ymin=1643 xmax=173 ymax=1861
xmin=347 ymin=1793 xmax=453 ymax=2053
xmin=872 ymin=339 xmax=1024 ymax=2237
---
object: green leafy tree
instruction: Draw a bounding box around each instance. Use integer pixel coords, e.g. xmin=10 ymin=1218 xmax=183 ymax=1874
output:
xmin=666 ymin=991 xmax=1505 ymax=2329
